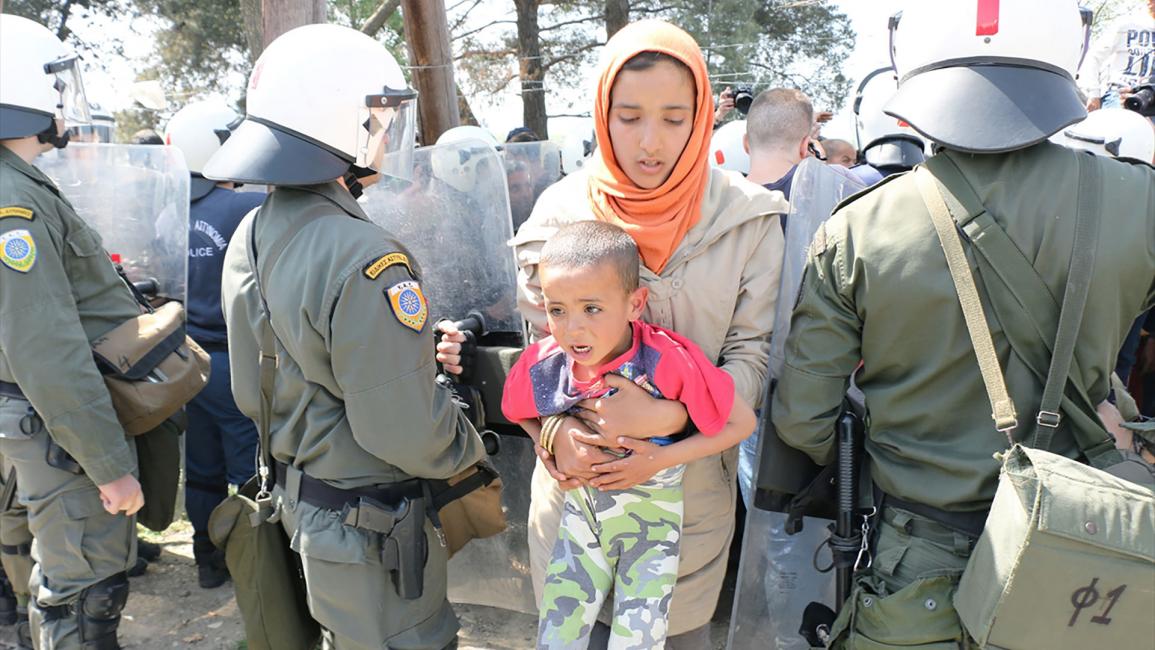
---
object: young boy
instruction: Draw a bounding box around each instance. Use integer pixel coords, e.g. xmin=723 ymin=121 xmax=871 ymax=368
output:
xmin=502 ymin=221 xmax=756 ymax=649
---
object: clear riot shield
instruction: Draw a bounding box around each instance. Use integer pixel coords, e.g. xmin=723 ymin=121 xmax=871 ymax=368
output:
xmin=362 ymin=139 xmax=520 ymax=334
xmin=729 ymin=158 xmax=866 ymax=650
xmin=361 ymin=141 xmax=538 ymax=614
xmin=501 ymin=141 xmax=563 ymax=233
xmin=38 ymin=144 xmax=190 ymax=302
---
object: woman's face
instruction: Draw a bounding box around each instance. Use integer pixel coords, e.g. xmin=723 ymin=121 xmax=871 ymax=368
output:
xmin=607 ymin=59 xmax=696 ymax=190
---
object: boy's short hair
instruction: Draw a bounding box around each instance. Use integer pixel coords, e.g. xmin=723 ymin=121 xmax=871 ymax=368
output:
xmin=540 ymin=221 xmax=640 ymax=292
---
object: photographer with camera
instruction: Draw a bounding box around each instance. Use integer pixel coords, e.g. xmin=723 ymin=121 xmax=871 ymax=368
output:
xmin=1082 ymin=0 xmax=1154 ymax=112
xmin=713 ymin=84 xmax=754 ymax=128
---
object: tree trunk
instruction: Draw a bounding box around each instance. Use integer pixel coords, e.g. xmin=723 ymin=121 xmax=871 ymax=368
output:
xmin=401 ymin=0 xmax=460 ymax=145
xmin=514 ymin=0 xmax=547 ymax=139
xmin=240 ymin=0 xmax=327 ymax=62
xmin=605 ymin=0 xmax=629 ymax=39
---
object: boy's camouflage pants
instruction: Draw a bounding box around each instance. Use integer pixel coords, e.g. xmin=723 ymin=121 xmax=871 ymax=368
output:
xmin=537 ymin=465 xmax=685 ymax=650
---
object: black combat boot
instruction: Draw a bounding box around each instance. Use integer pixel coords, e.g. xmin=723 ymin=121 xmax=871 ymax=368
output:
xmin=196 ymin=550 xmax=230 ymax=589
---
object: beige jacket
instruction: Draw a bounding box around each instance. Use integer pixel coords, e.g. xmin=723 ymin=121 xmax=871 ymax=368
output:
xmin=514 ymin=168 xmax=787 ymax=633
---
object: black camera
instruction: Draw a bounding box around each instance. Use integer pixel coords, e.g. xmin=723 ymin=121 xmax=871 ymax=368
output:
xmin=1123 ymin=76 xmax=1155 ymax=117
xmin=733 ymin=84 xmax=755 ymax=115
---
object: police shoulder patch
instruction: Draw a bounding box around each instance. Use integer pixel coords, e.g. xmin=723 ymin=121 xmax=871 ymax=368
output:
xmin=363 ymin=252 xmax=415 ymax=280
xmin=0 ymin=207 xmax=34 ymax=221
xmin=386 ymin=280 xmax=428 ymax=332
xmin=0 ymin=229 xmax=37 ymax=273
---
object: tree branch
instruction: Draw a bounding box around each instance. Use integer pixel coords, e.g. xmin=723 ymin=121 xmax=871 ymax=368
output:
xmin=360 ymin=0 xmax=401 ymax=36
xmin=540 ymin=13 xmax=603 ymax=33
xmin=452 ymin=18 xmax=516 ymax=41
xmin=448 ymin=0 xmax=487 ymax=32
xmin=542 ymin=41 xmax=601 ymax=71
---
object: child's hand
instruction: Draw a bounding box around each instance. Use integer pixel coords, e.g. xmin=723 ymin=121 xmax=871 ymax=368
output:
xmin=588 ymin=437 xmax=668 ymax=490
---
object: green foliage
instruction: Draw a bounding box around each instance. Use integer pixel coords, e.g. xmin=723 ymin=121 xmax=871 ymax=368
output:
xmin=657 ymin=0 xmax=855 ymax=112
xmin=136 ymin=0 xmax=251 ymax=99
xmin=5 ymin=0 xmax=131 ymax=60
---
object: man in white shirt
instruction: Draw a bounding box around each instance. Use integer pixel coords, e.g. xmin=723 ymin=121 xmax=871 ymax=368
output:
xmin=1083 ymin=1 xmax=1155 ymax=110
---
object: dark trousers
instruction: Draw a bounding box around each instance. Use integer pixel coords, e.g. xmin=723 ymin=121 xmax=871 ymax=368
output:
xmin=185 ymin=350 xmax=258 ymax=561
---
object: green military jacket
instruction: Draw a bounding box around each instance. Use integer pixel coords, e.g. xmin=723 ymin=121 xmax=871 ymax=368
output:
xmin=221 ymin=182 xmax=485 ymax=489
xmin=0 ymin=146 xmax=139 ymax=485
xmin=772 ymin=143 xmax=1155 ymax=511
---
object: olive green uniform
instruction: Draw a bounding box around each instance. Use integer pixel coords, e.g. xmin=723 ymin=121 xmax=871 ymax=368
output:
xmin=772 ymin=143 xmax=1155 ymax=648
xmin=0 ymin=145 xmax=139 ymax=649
xmin=221 ymin=182 xmax=486 ymax=650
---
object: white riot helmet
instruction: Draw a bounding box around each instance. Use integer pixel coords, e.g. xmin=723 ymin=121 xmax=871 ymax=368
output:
xmin=68 ymin=104 xmax=116 ymax=144
xmin=0 ymin=15 xmax=91 ymax=145
xmin=203 ymin=24 xmax=416 ymax=188
xmin=164 ymin=101 xmax=242 ymax=199
xmin=432 ymin=126 xmax=500 ymax=193
xmin=709 ymin=120 xmax=750 ymax=175
xmin=853 ymin=67 xmax=926 ymax=175
xmin=556 ymin=127 xmax=594 ymax=175
xmin=1052 ymin=108 xmax=1155 ymax=164
xmin=885 ymin=0 xmax=1093 ymax=153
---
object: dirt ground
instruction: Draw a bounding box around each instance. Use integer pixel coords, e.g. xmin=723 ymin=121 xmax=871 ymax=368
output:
xmin=0 ymin=521 xmax=731 ymax=650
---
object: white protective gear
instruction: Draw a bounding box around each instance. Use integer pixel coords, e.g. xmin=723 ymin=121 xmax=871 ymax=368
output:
xmin=202 ymin=23 xmax=416 ymax=186
xmin=69 ymin=105 xmax=116 ymax=144
xmin=164 ymin=101 xmax=241 ymax=199
xmin=432 ymin=126 xmax=501 ymax=193
xmin=709 ymin=120 xmax=750 ymax=175
xmin=1051 ymin=107 xmax=1155 ymax=164
xmin=885 ymin=0 xmax=1092 ymax=153
xmin=853 ymin=68 xmax=926 ymax=174
xmin=0 ymin=15 xmax=91 ymax=140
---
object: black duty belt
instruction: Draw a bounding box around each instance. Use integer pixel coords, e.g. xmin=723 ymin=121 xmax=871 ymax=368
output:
xmin=274 ymin=461 xmax=424 ymax=512
xmin=879 ymin=489 xmax=989 ymax=539
xmin=0 ymin=382 xmax=24 ymax=400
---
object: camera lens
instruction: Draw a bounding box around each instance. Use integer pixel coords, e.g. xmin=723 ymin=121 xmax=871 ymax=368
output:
xmin=734 ymin=85 xmax=754 ymax=115
xmin=1124 ymin=86 xmax=1155 ymax=117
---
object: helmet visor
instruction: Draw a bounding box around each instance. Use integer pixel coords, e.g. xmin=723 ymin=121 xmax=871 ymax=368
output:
xmin=356 ymin=88 xmax=417 ymax=181
xmin=44 ymin=55 xmax=91 ymax=127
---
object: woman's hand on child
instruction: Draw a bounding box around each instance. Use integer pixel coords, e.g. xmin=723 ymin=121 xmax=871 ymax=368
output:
xmin=552 ymin=416 xmax=618 ymax=482
xmin=535 ymin=444 xmax=583 ymax=490
xmin=576 ymin=375 xmax=689 ymax=440
xmin=588 ymin=437 xmax=667 ymax=490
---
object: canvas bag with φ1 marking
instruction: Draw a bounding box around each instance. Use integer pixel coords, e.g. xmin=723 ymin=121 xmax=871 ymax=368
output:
xmin=913 ymin=156 xmax=1155 ymax=649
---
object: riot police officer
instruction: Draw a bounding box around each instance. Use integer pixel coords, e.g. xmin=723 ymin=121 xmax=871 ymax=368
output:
xmin=163 ymin=101 xmax=263 ymax=589
xmin=204 ymin=24 xmax=486 ymax=649
xmin=771 ymin=0 xmax=1155 ymax=646
xmin=0 ymin=14 xmax=144 ymax=650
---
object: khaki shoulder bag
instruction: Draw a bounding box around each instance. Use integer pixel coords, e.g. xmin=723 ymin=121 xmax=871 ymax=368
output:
xmin=914 ymin=156 xmax=1155 ymax=650
xmin=92 ymin=268 xmax=210 ymax=435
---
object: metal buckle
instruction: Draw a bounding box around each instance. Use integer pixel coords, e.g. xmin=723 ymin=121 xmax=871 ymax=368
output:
xmin=1036 ymin=410 xmax=1062 ymax=428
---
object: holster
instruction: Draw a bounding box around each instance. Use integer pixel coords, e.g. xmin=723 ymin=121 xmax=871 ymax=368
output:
xmin=340 ymin=495 xmax=427 ymax=600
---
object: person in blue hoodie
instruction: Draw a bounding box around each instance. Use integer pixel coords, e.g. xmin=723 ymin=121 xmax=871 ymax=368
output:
xmin=163 ymin=101 xmax=264 ymax=588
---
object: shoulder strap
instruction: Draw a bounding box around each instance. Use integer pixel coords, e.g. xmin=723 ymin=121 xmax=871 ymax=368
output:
xmin=1034 ymin=153 xmax=1101 ymax=450
xmin=916 ymin=156 xmax=1118 ymax=467
xmin=245 ymin=204 xmax=324 ymax=496
xmin=913 ymin=169 xmax=1018 ymax=440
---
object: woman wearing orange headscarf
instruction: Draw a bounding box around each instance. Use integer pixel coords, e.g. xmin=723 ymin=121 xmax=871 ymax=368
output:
xmin=503 ymin=21 xmax=788 ymax=647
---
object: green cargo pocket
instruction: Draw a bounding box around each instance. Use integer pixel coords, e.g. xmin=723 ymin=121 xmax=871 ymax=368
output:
xmin=44 ymin=489 xmax=108 ymax=584
xmin=833 ymin=575 xmax=965 ymax=649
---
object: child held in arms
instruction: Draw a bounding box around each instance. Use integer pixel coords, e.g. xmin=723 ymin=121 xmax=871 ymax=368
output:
xmin=502 ymin=220 xmax=755 ymax=649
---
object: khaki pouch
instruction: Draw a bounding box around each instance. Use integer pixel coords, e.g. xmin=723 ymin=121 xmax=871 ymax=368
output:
xmin=92 ymin=301 xmax=210 ymax=435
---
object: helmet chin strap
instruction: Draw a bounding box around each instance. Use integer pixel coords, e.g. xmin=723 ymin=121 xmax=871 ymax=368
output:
xmin=36 ymin=125 xmax=70 ymax=149
xmin=341 ymin=164 xmax=376 ymax=199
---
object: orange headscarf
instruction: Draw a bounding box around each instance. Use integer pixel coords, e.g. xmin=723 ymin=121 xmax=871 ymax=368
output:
xmin=587 ymin=21 xmax=714 ymax=274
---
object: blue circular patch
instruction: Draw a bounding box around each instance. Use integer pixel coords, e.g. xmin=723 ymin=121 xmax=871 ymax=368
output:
xmin=399 ymin=289 xmax=421 ymax=315
xmin=5 ymin=239 xmax=29 ymax=259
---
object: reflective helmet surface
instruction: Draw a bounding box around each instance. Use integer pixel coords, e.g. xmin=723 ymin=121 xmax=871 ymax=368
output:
xmin=203 ymin=24 xmax=417 ymax=186
xmin=884 ymin=0 xmax=1089 ymax=153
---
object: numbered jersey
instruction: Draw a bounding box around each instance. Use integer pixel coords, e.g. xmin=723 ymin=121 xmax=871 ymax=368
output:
xmin=1083 ymin=13 xmax=1155 ymax=97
